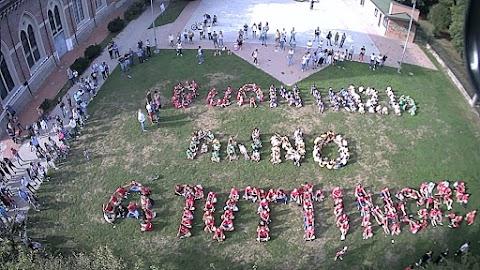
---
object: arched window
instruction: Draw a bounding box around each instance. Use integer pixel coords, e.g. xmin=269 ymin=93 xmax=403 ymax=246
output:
xmin=54 ymin=6 xmax=63 ymax=31
xmin=48 ymin=10 xmax=57 ymax=35
xmin=48 ymin=5 xmax=63 ymax=36
xmin=95 ymin=0 xmax=104 ymax=9
xmin=72 ymin=0 xmax=85 ymax=24
xmin=21 ymin=24 xmax=41 ymax=68
xmin=0 ymin=52 xmax=15 ymax=100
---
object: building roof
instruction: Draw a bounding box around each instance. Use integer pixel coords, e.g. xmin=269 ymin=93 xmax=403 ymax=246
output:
xmin=371 ymin=0 xmax=391 ymax=14
xmin=388 ymin=12 xmax=411 ymax=21
xmin=0 ymin=0 xmax=25 ymax=18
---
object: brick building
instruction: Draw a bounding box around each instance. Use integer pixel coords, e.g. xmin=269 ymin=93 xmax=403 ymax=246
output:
xmin=0 ymin=0 xmax=120 ymax=128
xmin=358 ymin=0 xmax=420 ymax=42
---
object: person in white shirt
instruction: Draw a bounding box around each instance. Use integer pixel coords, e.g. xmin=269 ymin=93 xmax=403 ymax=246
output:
xmin=288 ymin=48 xmax=294 ymax=66
xmin=137 ymin=109 xmax=147 ymax=131
xmin=370 ymin=53 xmax=376 ymax=70
xmin=301 ymin=54 xmax=309 ymax=72
xmin=252 ymin=49 xmax=259 ymax=65
xmin=176 ymin=41 xmax=183 ymax=57
xmin=69 ymin=117 xmax=78 ymax=137
xmin=306 ymin=40 xmax=313 ymax=53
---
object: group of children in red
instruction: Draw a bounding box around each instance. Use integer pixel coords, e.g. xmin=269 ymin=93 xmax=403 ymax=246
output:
xmin=102 ymin=181 xmax=155 ymax=232
xmin=169 ymin=180 xmax=476 ymax=248
xmin=236 ymin=83 xmax=265 ymax=108
xmin=332 ymin=187 xmax=350 ymax=241
xmin=243 ymin=186 xmax=286 ymax=242
xmin=174 ymin=184 xmax=205 ymax=239
xmin=171 ymin=80 xmax=199 ymax=109
xmin=205 ymin=188 xmax=239 ymax=241
xmin=350 ymin=180 xmax=476 ymax=242
xmin=205 ymin=87 xmax=233 ymax=107
xmin=290 ymin=183 xmax=325 ymax=241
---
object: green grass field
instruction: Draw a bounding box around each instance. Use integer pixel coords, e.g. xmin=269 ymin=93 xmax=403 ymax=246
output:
xmin=28 ymin=49 xmax=480 ymax=270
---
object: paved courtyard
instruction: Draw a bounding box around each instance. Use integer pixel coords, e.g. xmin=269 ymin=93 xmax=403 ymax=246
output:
xmin=185 ymin=0 xmax=381 ymax=55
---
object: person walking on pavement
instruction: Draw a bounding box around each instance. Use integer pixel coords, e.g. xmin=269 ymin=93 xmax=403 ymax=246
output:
xmin=288 ymin=48 xmax=294 ymax=66
xmin=326 ymin=31 xmax=333 ymax=46
xmin=252 ymin=49 xmax=259 ymax=65
xmin=340 ymin=33 xmax=346 ymax=48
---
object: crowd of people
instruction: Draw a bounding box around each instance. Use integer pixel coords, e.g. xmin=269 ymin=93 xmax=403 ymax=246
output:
xmin=270 ymin=128 xmax=306 ymax=166
xmin=313 ymin=131 xmax=350 ymax=170
xmin=186 ymin=130 xmax=215 ymax=160
xmin=172 ymin=80 xmax=199 ymax=109
xmin=349 ymin=180 xmax=475 ymax=243
xmin=190 ymin=81 xmax=416 ymax=117
xmin=332 ymin=187 xmax=349 ymax=241
xmin=186 ymin=128 xmax=262 ymax=163
xmin=102 ymin=181 xmax=155 ymax=232
xmin=174 ymin=184 xmax=205 ymax=238
xmin=405 ymin=241 xmax=471 ymax=269
xmin=309 ymin=84 xmax=417 ymax=116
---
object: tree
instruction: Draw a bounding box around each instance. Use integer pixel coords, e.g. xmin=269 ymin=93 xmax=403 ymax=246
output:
xmin=428 ymin=1 xmax=452 ymax=36
xmin=449 ymin=0 xmax=467 ymax=55
xmin=395 ymin=0 xmax=440 ymax=16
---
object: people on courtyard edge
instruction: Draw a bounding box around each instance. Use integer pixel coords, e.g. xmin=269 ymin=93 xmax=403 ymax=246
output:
xmin=197 ymin=46 xmax=204 ymax=64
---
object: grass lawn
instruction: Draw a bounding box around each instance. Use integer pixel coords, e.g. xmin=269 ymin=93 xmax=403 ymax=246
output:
xmin=149 ymin=0 xmax=190 ymax=28
xmin=28 ymin=49 xmax=480 ymax=270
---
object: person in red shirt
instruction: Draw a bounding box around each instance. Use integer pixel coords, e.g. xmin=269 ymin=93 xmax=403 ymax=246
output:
xmin=229 ymin=188 xmax=239 ymax=200
xmin=362 ymin=225 xmax=373 ymax=239
xmin=213 ymin=227 xmax=225 ymax=242
xmin=257 ymin=223 xmax=270 ymax=242
xmin=409 ymin=220 xmax=421 ymax=234
xmin=221 ymin=209 xmax=234 ymax=220
xmin=192 ymin=185 xmax=203 ymax=200
xmin=203 ymin=213 xmax=215 ymax=233
xmin=207 ymin=191 xmax=217 ymax=203
xmin=390 ymin=222 xmax=401 ymax=236
xmin=204 ymin=200 xmax=215 ymax=212
xmin=141 ymin=219 xmax=153 ymax=232
xmin=127 ymin=201 xmax=139 ymax=219
xmin=304 ymin=225 xmax=315 ymax=241
xmin=221 ymin=217 xmax=234 ymax=231
xmin=177 ymin=225 xmax=191 ymax=239
xmin=290 ymin=188 xmax=300 ymax=204
xmin=109 ymin=196 xmax=121 ymax=207
xmin=334 ymin=246 xmax=348 ymax=261
xmin=144 ymin=208 xmax=156 ymax=220
xmin=466 ymin=210 xmax=477 ymax=225
xmin=115 ymin=186 xmax=127 ymax=198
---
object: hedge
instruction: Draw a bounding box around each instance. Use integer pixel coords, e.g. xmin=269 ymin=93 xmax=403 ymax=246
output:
xmin=124 ymin=1 xmax=146 ymax=22
xmin=84 ymin=44 xmax=102 ymax=60
xmin=107 ymin=17 xmax=125 ymax=33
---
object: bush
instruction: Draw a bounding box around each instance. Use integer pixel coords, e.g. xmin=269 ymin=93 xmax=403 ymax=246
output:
xmin=39 ymin=98 xmax=54 ymax=112
xmin=84 ymin=44 xmax=102 ymax=60
xmin=428 ymin=2 xmax=452 ymax=37
xmin=70 ymin=57 xmax=90 ymax=74
xmin=124 ymin=1 xmax=146 ymax=21
xmin=107 ymin=17 xmax=125 ymax=33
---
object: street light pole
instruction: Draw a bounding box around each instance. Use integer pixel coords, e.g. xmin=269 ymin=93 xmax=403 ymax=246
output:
xmin=150 ymin=0 xmax=158 ymax=53
xmin=397 ymin=0 xmax=416 ymax=74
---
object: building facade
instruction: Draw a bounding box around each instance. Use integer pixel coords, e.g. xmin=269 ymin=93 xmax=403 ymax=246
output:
xmin=0 ymin=0 xmax=118 ymax=128
xmin=358 ymin=0 xmax=420 ymax=43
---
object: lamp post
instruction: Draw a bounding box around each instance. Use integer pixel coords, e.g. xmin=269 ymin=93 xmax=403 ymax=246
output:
xmin=150 ymin=0 xmax=158 ymax=53
xmin=397 ymin=0 xmax=416 ymax=74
